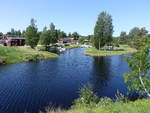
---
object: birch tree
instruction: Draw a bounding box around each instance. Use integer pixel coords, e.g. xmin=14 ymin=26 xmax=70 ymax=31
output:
xmin=124 ymin=46 xmax=150 ymax=97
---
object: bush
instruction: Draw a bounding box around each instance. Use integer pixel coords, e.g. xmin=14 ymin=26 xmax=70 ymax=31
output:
xmin=25 ymin=54 xmax=43 ymax=62
xmin=115 ymin=91 xmax=129 ymax=103
xmin=73 ymin=84 xmax=99 ymax=108
xmin=97 ymin=97 xmax=112 ymax=107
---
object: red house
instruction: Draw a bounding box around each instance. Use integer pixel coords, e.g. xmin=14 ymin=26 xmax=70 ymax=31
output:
xmin=2 ymin=37 xmax=25 ymax=46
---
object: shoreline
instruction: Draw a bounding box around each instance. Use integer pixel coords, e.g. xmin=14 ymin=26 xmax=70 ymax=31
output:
xmin=0 ymin=46 xmax=59 ymax=65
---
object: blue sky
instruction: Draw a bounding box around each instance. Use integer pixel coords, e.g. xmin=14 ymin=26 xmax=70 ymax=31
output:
xmin=0 ymin=0 xmax=150 ymax=36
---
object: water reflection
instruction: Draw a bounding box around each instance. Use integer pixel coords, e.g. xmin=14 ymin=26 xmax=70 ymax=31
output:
xmin=91 ymin=56 xmax=111 ymax=87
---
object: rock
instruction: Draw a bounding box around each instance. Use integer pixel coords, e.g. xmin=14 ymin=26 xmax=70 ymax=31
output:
xmin=0 ymin=59 xmax=5 ymax=65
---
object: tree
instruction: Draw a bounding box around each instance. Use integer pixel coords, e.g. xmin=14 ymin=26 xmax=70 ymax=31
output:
xmin=139 ymin=35 xmax=150 ymax=48
xmin=25 ymin=18 xmax=39 ymax=48
xmin=124 ymin=46 xmax=150 ymax=97
xmin=40 ymin=26 xmax=50 ymax=46
xmin=0 ymin=32 xmax=3 ymax=39
xmin=128 ymin=27 xmax=141 ymax=38
xmin=72 ymin=32 xmax=80 ymax=40
xmin=68 ymin=32 xmax=72 ymax=37
xmin=119 ymin=31 xmax=127 ymax=44
xmin=49 ymin=23 xmax=58 ymax=44
xmin=57 ymin=30 xmax=67 ymax=39
xmin=7 ymin=28 xmax=22 ymax=37
xmin=16 ymin=30 xmax=22 ymax=37
xmin=128 ymin=27 xmax=149 ymax=49
xmin=7 ymin=28 xmax=15 ymax=36
xmin=139 ymin=27 xmax=148 ymax=36
xmin=94 ymin=12 xmax=113 ymax=49
xmin=22 ymin=30 xmax=26 ymax=37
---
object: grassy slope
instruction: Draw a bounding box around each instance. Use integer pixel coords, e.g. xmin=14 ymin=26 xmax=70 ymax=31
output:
xmin=45 ymin=99 xmax=150 ymax=113
xmin=84 ymin=45 xmax=137 ymax=56
xmin=0 ymin=46 xmax=58 ymax=64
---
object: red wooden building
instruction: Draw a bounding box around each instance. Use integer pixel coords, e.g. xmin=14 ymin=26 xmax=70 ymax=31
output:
xmin=2 ymin=37 xmax=25 ymax=46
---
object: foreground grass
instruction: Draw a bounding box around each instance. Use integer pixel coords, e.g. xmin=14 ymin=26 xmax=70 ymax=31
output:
xmin=44 ymin=99 xmax=150 ymax=113
xmin=84 ymin=45 xmax=137 ymax=56
xmin=0 ymin=46 xmax=58 ymax=64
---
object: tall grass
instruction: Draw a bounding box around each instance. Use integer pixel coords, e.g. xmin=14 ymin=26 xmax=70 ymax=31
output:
xmin=44 ymin=84 xmax=150 ymax=113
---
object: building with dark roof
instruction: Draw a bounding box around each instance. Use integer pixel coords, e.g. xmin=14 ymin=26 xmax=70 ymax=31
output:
xmin=58 ymin=38 xmax=77 ymax=44
xmin=2 ymin=37 xmax=25 ymax=46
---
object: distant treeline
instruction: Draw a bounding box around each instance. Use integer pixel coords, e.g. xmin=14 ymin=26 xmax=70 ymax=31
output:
xmin=113 ymin=27 xmax=149 ymax=49
xmin=0 ymin=20 xmax=80 ymax=41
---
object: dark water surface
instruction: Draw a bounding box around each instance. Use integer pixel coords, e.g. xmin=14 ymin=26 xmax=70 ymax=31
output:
xmin=0 ymin=48 xmax=129 ymax=113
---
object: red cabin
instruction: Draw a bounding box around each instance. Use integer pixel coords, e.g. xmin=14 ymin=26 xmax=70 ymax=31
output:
xmin=2 ymin=37 xmax=25 ymax=46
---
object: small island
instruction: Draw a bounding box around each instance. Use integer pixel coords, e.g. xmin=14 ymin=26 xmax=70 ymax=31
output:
xmin=84 ymin=45 xmax=137 ymax=56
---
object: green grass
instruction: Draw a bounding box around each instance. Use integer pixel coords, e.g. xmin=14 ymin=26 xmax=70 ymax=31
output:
xmin=84 ymin=45 xmax=137 ymax=56
xmin=64 ymin=44 xmax=80 ymax=49
xmin=0 ymin=46 xmax=58 ymax=64
xmin=44 ymin=99 xmax=150 ymax=113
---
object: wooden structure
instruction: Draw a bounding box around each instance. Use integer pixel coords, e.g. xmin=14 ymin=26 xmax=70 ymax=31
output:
xmin=2 ymin=37 xmax=25 ymax=46
xmin=58 ymin=38 xmax=77 ymax=44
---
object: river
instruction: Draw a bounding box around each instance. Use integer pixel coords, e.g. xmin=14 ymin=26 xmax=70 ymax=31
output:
xmin=0 ymin=48 xmax=129 ymax=113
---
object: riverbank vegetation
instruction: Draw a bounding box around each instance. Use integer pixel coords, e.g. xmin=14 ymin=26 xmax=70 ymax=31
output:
xmin=0 ymin=46 xmax=58 ymax=64
xmin=44 ymin=99 xmax=150 ymax=113
xmin=43 ymin=85 xmax=150 ymax=113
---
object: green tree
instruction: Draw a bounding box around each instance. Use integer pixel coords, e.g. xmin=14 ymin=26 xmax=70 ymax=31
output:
xmin=128 ymin=27 xmax=149 ymax=49
xmin=128 ymin=27 xmax=141 ymax=38
xmin=40 ymin=26 xmax=50 ymax=46
xmin=94 ymin=12 xmax=113 ymax=49
xmin=15 ymin=30 xmax=22 ymax=37
xmin=57 ymin=30 xmax=67 ymax=39
xmin=124 ymin=46 xmax=150 ymax=97
xmin=49 ymin=23 xmax=58 ymax=44
xmin=68 ymin=32 xmax=72 ymax=37
xmin=139 ymin=35 xmax=150 ymax=48
xmin=0 ymin=32 xmax=3 ymax=39
xmin=119 ymin=31 xmax=127 ymax=44
xmin=7 ymin=28 xmax=15 ymax=36
xmin=22 ymin=30 xmax=26 ymax=37
xmin=25 ymin=18 xmax=39 ymax=48
xmin=139 ymin=27 xmax=148 ymax=36
xmin=72 ymin=32 xmax=80 ymax=40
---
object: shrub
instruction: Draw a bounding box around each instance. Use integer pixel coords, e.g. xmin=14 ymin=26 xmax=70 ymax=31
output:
xmin=98 ymin=97 xmax=112 ymax=107
xmin=115 ymin=91 xmax=129 ymax=103
xmin=73 ymin=84 xmax=99 ymax=108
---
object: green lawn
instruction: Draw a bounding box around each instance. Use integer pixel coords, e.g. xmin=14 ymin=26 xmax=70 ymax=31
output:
xmin=0 ymin=46 xmax=58 ymax=64
xmin=84 ymin=45 xmax=137 ymax=56
xmin=44 ymin=98 xmax=150 ymax=113
xmin=64 ymin=44 xmax=80 ymax=49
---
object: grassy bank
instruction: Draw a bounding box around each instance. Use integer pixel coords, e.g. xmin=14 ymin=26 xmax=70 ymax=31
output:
xmin=44 ymin=98 xmax=150 ymax=113
xmin=64 ymin=44 xmax=80 ymax=49
xmin=0 ymin=46 xmax=58 ymax=64
xmin=84 ymin=45 xmax=137 ymax=56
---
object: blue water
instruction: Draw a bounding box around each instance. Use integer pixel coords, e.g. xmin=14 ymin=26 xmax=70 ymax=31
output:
xmin=0 ymin=48 xmax=129 ymax=113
